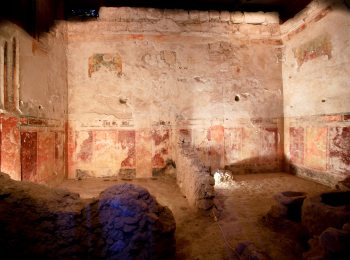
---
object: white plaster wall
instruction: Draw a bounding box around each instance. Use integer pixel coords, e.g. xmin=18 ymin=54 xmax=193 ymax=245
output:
xmin=281 ymin=0 xmax=350 ymax=187
xmin=0 ymin=21 xmax=68 ymax=120
xmin=282 ymin=1 xmax=350 ymax=117
xmin=67 ymin=8 xmax=284 ymax=178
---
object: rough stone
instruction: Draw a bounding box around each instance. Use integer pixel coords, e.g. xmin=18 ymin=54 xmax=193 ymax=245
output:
xmin=231 ymin=12 xmax=244 ymax=23
xmin=236 ymin=241 xmax=270 ymax=260
xmin=165 ymin=9 xmax=189 ymax=22
xmin=220 ymin=11 xmax=231 ymax=22
xmin=244 ymin=12 xmax=267 ymax=24
xmin=209 ymin=10 xmax=220 ymax=22
xmin=319 ymin=227 xmax=350 ymax=253
xmin=145 ymin=8 xmax=163 ymax=20
xmin=302 ymin=192 xmax=350 ymax=236
xmin=199 ymin=11 xmax=209 ymax=22
xmin=264 ymin=12 xmax=280 ymax=24
xmin=189 ymin=10 xmax=201 ymax=22
xmin=0 ymin=173 xmax=176 ymax=259
xmin=343 ymin=223 xmax=350 ymax=232
xmin=267 ymin=204 xmax=288 ymax=218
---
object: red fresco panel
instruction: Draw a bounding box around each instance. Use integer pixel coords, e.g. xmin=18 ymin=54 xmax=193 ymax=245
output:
xmin=290 ymin=127 xmax=304 ymax=165
xmin=93 ymin=131 xmax=118 ymax=150
xmin=179 ymin=129 xmax=192 ymax=146
xmin=55 ymin=132 xmax=65 ymax=177
xmin=92 ymin=130 xmax=118 ymax=161
xmin=88 ymin=130 xmax=119 ymax=175
xmin=329 ymin=126 xmax=350 ymax=173
xmin=260 ymin=128 xmax=278 ymax=163
xmin=208 ymin=125 xmax=224 ymax=143
xmin=191 ymin=128 xmax=210 ymax=167
xmin=20 ymin=132 xmax=37 ymax=181
xmin=67 ymin=125 xmax=76 ymax=178
xmin=37 ymin=131 xmax=55 ymax=182
xmin=293 ymin=34 xmax=332 ymax=68
xmin=208 ymin=125 xmax=225 ymax=171
xmin=241 ymin=127 xmax=260 ymax=162
xmin=135 ymin=130 xmax=152 ymax=178
xmin=1 ymin=116 xmax=21 ymax=179
xmin=152 ymin=128 xmax=170 ymax=168
xmin=224 ymin=128 xmax=242 ymax=165
xmin=77 ymin=131 xmax=93 ymax=162
xmin=119 ymin=130 xmax=136 ymax=168
xmin=0 ymin=130 xmax=1 ymax=168
xmin=152 ymin=153 xmax=165 ymax=168
xmin=305 ymin=127 xmax=327 ymax=171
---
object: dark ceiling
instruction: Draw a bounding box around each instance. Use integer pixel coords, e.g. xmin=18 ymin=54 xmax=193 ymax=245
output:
xmin=0 ymin=0 xmax=313 ymax=36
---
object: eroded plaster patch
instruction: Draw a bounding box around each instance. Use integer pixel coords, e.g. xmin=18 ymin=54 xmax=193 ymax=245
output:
xmin=293 ymin=34 xmax=332 ymax=68
xmin=88 ymin=53 xmax=122 ymax=77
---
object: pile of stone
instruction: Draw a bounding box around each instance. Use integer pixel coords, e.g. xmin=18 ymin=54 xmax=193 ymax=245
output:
xmin=0 ymin=173 xmax=176 ymax=259
xmin=176 ymin=145 xmax=215 ymax=210
xmin=96 ymin=183 xmax=176 ymax=259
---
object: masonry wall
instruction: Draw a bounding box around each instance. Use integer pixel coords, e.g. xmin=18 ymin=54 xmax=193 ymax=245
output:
xmin=0 ymin=21 xmax=67 ymax=185
xmin=67 ymin=8 xmax=284 ymax=180
xmin=282 ymin=0 xmax=350 ymax=187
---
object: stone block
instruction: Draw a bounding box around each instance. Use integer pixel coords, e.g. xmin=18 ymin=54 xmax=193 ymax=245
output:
xmin=145 ymin=8 xmax=163 ymax=20
xmin=189 ymin=10 xmax=200 ymax=22
xmin=319 ymin=227 xmax=350 ymax=253
xmin=244 ymin=12 xmax=266 ymax=24
xmin=268 ymin=204 xmax=288 ymax=218
xmin=265 ymin=12 xmax=280 ymax=24
xmin=239 ymin=24 xmax=261 ymax=35
xmin=230 ymin=12 xmax=244 ymax=24
xmin=165 ymin=9 xmax=189 ymax=22
xmin=199 ymin=11 xmax=209 ymax=22
xmin=209 ymin=10 xmax=220 ymax=22
xmin=220 ymin=11 xmax=231 ymax=22
xmin=115 ymin=7 xmax=134 ymax=21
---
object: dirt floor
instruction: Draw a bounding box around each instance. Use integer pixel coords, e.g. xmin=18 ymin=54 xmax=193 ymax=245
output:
xmin=57 ymin=172 xmax=332 ymax=260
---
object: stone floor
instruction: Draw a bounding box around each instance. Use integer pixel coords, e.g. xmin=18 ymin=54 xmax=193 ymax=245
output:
xmin=57 ymin=172 xmax=332 ymax=259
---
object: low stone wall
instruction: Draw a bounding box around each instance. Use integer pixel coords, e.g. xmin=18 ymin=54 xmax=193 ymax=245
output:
xmin=0 ymin=173 xmax=175 ymax=259
xmin=176 ymin=143 xmax=215 ymax=210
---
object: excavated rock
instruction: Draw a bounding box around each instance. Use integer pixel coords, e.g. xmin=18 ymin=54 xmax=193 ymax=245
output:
xmin=302 ymin=191 xmax=350 ymax=236
xmin=236 ymin=241 xmax=270 ymax=260
xmin=0 ymin=172 xmax=176 ymax=259
xmin=95 ymin=183 xmax=176 ymax=259
xmin=304 ymin=224 xmax=350 ymax=259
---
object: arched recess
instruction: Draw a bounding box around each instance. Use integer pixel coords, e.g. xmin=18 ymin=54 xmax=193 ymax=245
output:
xmin=12 ymin=37 xmax=20 ymax=111
xmin=0 ymin=41 xmax=8 ymax=109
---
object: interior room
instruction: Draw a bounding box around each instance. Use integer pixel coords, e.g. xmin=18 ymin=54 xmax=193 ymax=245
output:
xmin=0 ymin=0 xmax=349 ymax=259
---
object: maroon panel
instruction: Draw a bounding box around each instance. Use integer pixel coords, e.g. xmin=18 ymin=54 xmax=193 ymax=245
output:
xmin=21 ymin=132 xmax=37 ymax=181
xmin=2 ymin=116 xmax=21 ymax=176
xmin=0 ymin=130 xmax=1 ymax=168
xmin=329 ymin=126 xmax=350 ymax=171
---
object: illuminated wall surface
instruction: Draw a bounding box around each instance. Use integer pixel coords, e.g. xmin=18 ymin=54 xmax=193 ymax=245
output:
xmin=0 ymin=0 xmax=349 ymax=190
